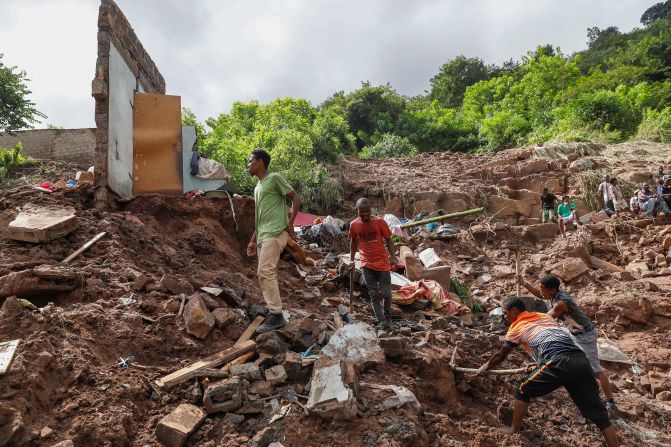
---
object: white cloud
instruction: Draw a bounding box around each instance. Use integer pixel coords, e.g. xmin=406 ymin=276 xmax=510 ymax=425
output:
xmin=0 ymin=0 xmax=657 ymax=128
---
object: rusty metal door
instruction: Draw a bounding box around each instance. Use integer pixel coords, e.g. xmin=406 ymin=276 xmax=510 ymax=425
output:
xmin=132 ymin=93 xmax=182 ymax=195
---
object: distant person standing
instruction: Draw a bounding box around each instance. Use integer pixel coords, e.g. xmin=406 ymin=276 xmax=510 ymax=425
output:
xmin=349 ymin=198 xmax=398 ymax=329
xmin=246 ymin=149 xmax=301 ymax=333
xmin=607 ymin=177 xmax=624 ymax=215
xmin=653 ymin=165 xmax=665 ymax=182
xmin=540 ymin=187 xmax=558 ymax=223
xmin=598 ymin=174 xmax=614 ymax=215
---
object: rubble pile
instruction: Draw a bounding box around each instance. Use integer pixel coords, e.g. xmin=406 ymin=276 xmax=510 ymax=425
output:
xmin=1 ymin=141 xmax=671 ymax=447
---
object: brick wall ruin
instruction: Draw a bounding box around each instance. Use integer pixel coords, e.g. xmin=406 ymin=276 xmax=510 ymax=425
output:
xmin=0 ymin=128 xmax=96 ymax=165
xmin=91 ymin=0 xmax=166 ymax=201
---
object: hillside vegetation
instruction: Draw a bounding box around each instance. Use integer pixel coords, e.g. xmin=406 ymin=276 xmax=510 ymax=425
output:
xmin=184 ymin=1 xmax=671 ymax=213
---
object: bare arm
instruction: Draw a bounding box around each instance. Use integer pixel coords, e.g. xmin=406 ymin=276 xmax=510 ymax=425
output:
xmin=547 ymin=300 xmax=568 ymax=319
xmin=247 ymin=230 xmax=257 ymax=256
xmin=519 ymin=277 xmax=543 ymax=299
xmin=349 ymin=236 xmax=358 ymax=270
xmin=385 ymin=237 xmax=398 ymax=265
xmin=286 ymin=190 xmax=301 ymax=230
xmin=477 ymin=343 xmax=515 ymax=374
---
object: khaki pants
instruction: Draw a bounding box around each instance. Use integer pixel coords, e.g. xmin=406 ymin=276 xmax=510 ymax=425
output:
xmin=257 ymin=231 xmax=289 ymax=314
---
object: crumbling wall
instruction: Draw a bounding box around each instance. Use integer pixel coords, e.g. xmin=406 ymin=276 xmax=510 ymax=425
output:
xmin=91 ymin=0 xmax=165 ymax=200
xmin=0 ymin=129 xmax=95 ymax=165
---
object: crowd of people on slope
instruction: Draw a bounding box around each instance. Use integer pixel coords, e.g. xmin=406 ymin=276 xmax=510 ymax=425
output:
xmin=540 ymin=165 xmax=671 ymax=236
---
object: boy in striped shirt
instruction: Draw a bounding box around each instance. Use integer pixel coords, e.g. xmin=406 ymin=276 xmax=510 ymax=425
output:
xmin=476 ymin=297 xmax=618 ymax=446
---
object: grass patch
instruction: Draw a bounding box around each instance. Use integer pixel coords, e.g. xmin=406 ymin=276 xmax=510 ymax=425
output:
xmin=451 ymin=277 xmax=483 ymax=313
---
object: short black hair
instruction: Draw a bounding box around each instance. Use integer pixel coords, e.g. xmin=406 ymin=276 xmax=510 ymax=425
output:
xmin=540 ymin=274 xmax=560 ymax=291
xmin=503 ymin=297 xmax=526 ymax=312
xmin=356 ymin=197 xmax=371 ymax=209
xmin=542 ymin=187 xmax=549 ymax=192
xmin=609 ymin=177 xmax=618 ymax=184
xmin=251 ymin=149 xmax=271 ymax=168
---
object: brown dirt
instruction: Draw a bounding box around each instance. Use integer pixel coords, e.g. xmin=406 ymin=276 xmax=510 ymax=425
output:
xmin=1 ymin=147 xmax=671 ymax=447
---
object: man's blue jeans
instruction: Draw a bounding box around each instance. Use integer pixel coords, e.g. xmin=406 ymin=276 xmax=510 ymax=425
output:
xmin=362 ymin=267 xmax=392 ymax=322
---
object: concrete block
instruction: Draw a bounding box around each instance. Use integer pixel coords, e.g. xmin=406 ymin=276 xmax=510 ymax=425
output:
xmin=155 ymin=403 xmax=206 ymax=447
xmin=203 ymin=377 xmax=243 ymax=414
xmin=7 ymin=205 xmax=77 ymax=243
xmin=306 ymin=357 xmax=358 ymax=420
xmin=264 ymin=365 xmax=287 ymax=385
xmin=229 ymin=363 xmax=263 ymax=381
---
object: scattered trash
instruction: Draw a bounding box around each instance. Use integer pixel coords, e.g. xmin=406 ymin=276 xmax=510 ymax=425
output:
xmin=117 ymin=355 xmax=135 ymax=368
xmin=361 ymin=382 xmax=421 ymax=413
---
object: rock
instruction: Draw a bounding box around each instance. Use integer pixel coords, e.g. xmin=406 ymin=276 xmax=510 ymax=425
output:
xmin=250 ymin=380 xmax=274 ymax=397
xmin=203 ymin=377 xmax=243 ymax=414
xmin=613 ymin=271 xmax=635 ymax=281
xmin=264 ymin=365 xmax=287 ymax=385
xmin=212 ymin=308 xmax=236 ymax=329
xmin=284 ymin=351 xmax=311 ymax=382
xmin=51 ymin=442 xmax=74 ymax=447
xmin=569 ymin=158 xmax=594 ymax=172
xmin=322 ymin=322 xmax=385 ymax=371
xmin=656 ymin=391 xmax=671 ymax=401
xmin=40 ymin=426 xmax=53 ymax=438
xmin=256 ymin=332 xmax=287 ymax=355
xmin=521 ymin=223 xmax=559 ymax=243
xmin=0 ymin=404 xmax=22 ymax=447
xmin=492 ymin=265 xmax=515 ymax=278
xmin=183 ymin=295 xmax=215 ymax=339
xmin=400 ymin=327 xmax=412 ymax=336
xmin=229 ymin=363 xmax=263 ymax=381
xmin=663 ymin=235 xmax=671 ymax=251
xmin=379 ymin=337 xmax=406 ymax=357
xmin=159 ymin=275 xmax=194 ymax=295
xmin=645 ymin=250 xmax=657 ymax=262
xmin=648 ymin=372 xmax=670 ymax=397
xmin=530 ymin=254 xmax=548 ymax=267
xmin=626 ymin=261 xmax=650 ymax=278
xmin=306 ymin=357 xmax=358 ymax=420
xmin=550 ymin=257 xmax=589 ymax=282
xmin=155 ymin=403 xmax=206 ymax=447
xmin=234 ymin=401 xmax=264 ymax=415
xmin=655 ymin=254 xmax=668 ymax=268
xmin=132 ymin=274 xmax=152 ymax=291
xmin=518 ymin=159 xmax=549 ymax=176
xmin=223 ymin=413 xmax=245 ymax=425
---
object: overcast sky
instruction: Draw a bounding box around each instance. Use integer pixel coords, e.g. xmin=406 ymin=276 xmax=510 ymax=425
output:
xmin=0 ymin=0 xmax=657 ymax=129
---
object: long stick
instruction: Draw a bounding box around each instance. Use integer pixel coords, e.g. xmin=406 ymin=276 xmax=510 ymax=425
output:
xmin=62 ymin=232 xmax=106 ymax=263
xmin=515 ymin=250 xmax=521 ymax=296
xmin=399 ymin=208 xmax=484 ymax=229
xmin=455 ymin=366 xmax=526 ymax=375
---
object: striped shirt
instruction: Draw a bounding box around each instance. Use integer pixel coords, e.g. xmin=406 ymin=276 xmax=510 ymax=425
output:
xmin=505 ymin=311 xmax=582 ymax=364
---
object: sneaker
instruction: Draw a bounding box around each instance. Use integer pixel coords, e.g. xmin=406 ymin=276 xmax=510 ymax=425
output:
xmin=256 ymin=312 xmax=286 ymax=334
xmin=606 ymin=401 xmax=618 ymax=419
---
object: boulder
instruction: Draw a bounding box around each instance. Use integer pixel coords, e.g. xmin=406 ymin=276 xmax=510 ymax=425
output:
xmin=569 ymin=158 xmax=595 ymax=173
xmin=550 ymin=257 xmax=589 ymax=282
xmin=306 ymin=357 xmax=358 ymax=420
xmin=521 ymin=223 xmax=559 ymax=243
xmin=183 ymin=295 xmax=215 ymax=339
xmin=322 ymin=322 xmax=385 ymax=371
xmin=159 ymin=275 xmax=194 ymax=295
xmin=492 ymin=265 xmax=515 ymax=278
xmin=663 ymin=235 xmax=671 ymax=251
xmin=625 ymin=261 xmax=650 ymax=278
xmin=648 ymin=372 xmax=670 ymax=397
xmin=518 ymin=159 xmax=550 ymax=176
xmin=203 ymin=377 xmax=243 ymax=414
xmin=212 ymin=308 xmax=236 ymax=329
xmin=155 ymin=403 xmax=206 ymax=447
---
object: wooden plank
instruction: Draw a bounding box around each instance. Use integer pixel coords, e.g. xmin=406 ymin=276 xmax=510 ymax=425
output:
xmin=62 ymin=232 xmax=106 ymax=263
xmin=235 ymin=316 xmax=263 ymax=346
xmin=333 ymin=312 xmax=343 ymax=329
xmin=154 ymin=340 xmax=255 ymax=388
xmin=0 ymin=339 xmax=20 ymax=375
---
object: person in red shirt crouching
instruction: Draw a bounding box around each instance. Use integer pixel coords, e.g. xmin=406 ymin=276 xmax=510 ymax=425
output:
xmin=349 ymin=198 xmax=398 ymax=329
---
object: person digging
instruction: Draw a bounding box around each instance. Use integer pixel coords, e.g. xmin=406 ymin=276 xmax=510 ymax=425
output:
xmin=349 ymin=198 xmax=398 ymax=330
xmin=518 ymin=274 xmax=617 ymax=417
xmin=246 ymin=149 xmax=301 ymax=333
xmin=476 ymin=297 xmax=619 ymax=447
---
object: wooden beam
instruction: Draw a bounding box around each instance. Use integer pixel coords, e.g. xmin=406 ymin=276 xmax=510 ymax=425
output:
xmin=154 ymin=339 xmax=255 ymax=388
xmin=62 ymin=232 xmax=106 ymax=263
xmin=235 ymin=316 xmax=263 ymax=346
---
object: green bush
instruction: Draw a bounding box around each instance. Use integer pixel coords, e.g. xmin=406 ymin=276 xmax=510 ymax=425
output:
xmin=480 ymin=110 xmax=531 ymax=150
xmin=359 ymin=133 xmax=418 ymax=158
xmin=0 ymin=143 xmax=31 ymax=179
xmin=637 ymin=107 xmax=671 ymax=142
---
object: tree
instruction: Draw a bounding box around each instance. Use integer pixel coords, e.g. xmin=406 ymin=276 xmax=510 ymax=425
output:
xmin=429 ymin=56 xmax=492 ymax=108
xmin=641 ymin=0 xmax=671 ymax=26
xmin=0 ymin=54 xmax=46 ymax=133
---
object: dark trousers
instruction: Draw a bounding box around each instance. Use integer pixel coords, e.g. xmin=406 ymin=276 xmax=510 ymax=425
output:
xmin=515 ymin=352 xmax=610 ymax=430
xmin=362 ymin=267 xmax=392 ymax=322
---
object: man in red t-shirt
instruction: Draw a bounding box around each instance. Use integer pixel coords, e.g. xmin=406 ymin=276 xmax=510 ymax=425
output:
xmin=349 ymin=198 xmax=398 ymax=329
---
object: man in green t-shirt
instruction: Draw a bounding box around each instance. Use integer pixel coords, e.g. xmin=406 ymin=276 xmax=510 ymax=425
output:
xmin=557 ymin=195 xmax=580 ymax=237
xmin=246 ymin=149 xmax=301 ymax=333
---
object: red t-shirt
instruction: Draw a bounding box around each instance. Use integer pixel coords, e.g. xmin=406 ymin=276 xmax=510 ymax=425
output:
xmin=349 ymin=217 xmax=392 ymax=272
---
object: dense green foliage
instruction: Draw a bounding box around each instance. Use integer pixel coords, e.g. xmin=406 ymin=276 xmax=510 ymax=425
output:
xmin=185 ymin=1 xmax=671 ymax=213
xmin=0 ymin=55 xmax=45 ymax=132
xmin=0 ymin=143 xmax=31 ymax=180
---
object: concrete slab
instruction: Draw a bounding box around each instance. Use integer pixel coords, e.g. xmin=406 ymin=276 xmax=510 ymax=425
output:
xmin=7 ymin=205 xmax=77 ymax=243
xmin=0 ymin=339 xmax=20 ymax=375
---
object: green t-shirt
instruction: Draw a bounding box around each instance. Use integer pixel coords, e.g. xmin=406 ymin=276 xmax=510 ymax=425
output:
xmin=254 ymin=172 xmax=293 ymax=244
xmin=557 ymin=202 xmax=576 ymax=218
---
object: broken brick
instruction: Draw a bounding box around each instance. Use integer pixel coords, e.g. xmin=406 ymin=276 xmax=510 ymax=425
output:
xmin=264 ymin=365 xmax=287 ymax=385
